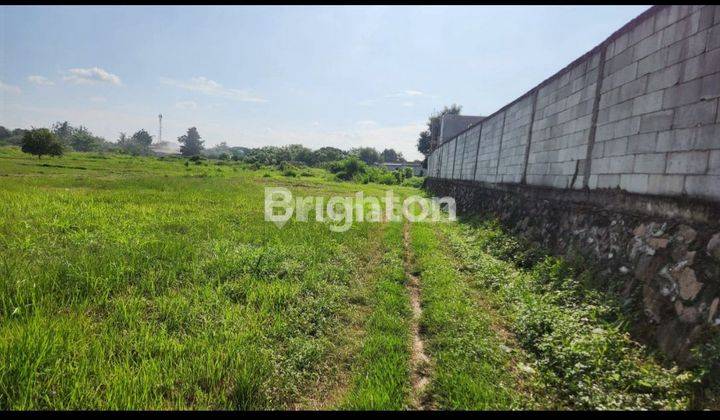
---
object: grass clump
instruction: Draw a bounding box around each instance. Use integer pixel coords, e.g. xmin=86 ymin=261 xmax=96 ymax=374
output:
xmin=441 ymin=218 xmax=696 ymax=410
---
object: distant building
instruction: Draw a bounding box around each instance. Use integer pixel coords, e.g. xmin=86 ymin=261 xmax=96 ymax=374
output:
xmin=378 ymin=161 xmax=426 ymax=177
xmin=429 ymin=114 xmax=485 ymax=151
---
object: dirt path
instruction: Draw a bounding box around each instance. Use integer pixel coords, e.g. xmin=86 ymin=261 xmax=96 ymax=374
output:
xmin=402 ymin=222 xmax=432 ymax=410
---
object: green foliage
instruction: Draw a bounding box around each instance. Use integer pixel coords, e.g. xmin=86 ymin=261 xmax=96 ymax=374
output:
xmin=401 ymin=177 xmax=424 ymax=188
xmin=178 ymin=127 xmax=204 ymax=157
xmin=69 ymin=130 xmax=105 ymax=152
xmin=21 ymin=128 xmax=63 ymax=158
xmin=327 ymin=156 xmax=367 ymax=181
xmin=313 ymin=146 xmax=346 ymax=164
xmin=416 ymin=130 xmax=432 ymax=157
xmin=350 ymin=147 xmax=381 ymax=165
xmin=49 ymin=121 xmax=109 ymax=152
xmin=417 ymin=104 xmax=462 ymax=157
xmin=117 ymin=130 xmax=154 ymax=156
xmin=442 ymin=219 xmax=696 ymax=410
xmin=325 ymin=157 xmax=417 ymax=186
xmin=281 ymin=167 xmax=298 ymax=178
xmin=51 ymin=121 xmax=74 ymax=142
xmin=0 ymin=126 xmax=26 ymax=146
xmin=379 ymin=148 xmax=404 ymax=163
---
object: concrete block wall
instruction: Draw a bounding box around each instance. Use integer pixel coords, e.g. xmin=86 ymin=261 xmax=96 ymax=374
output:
xmin=442 ymin=139 xmax=454 ymax=178
xmin=452 ymin=133 xmax=466 ymax=179
xmin=498 ymin=94 xmax=535 ymax=184
xmin=527 ymin=52 xmax=599 ymax=189
xmin=427 ymin=5 xmax=720 ymax=204
xmin=589 ymin=5 xmax=720 ymax=200
xmin=434 ymin=144 xmax=444 ymax=177
xmin=436 ymin=142 xmax=446 ymax=178
xmin=474 ymin=110 xmax=506 ymax=183
xmin=430 ymin=150 xmax=439 ymax=177
xmin=460 ymin=126 xmax=482 ymax=180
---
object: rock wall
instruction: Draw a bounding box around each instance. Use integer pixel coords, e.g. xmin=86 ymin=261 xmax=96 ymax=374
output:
xmin=426 ymin=177 xmax=720 ymax=364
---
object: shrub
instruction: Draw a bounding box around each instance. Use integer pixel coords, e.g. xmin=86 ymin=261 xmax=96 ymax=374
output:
xmin=328 ymin=157 xmax=367 ymax=181
xmin=401 ymin=177 xmax=424 ymax=188
xmin=21 ymin=129 xmax=63 ymax=159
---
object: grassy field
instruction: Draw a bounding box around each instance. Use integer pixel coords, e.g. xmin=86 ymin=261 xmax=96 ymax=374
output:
xmin=0 ymin=147 xmax=701 ymax=410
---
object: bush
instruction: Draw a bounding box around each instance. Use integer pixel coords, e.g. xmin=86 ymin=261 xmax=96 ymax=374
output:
xmin=328 ymin=157 xmax=367 ymax=181
xmin=401 ymin=177 xmax=424 ymax=188
xmin=21 ymin=129 xmax=63 ymax=159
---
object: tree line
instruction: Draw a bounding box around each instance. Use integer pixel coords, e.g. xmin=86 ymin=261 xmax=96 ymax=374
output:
xmin=0 ymin=122 xmax=205 ymax=159
xmin=0 ymin=122 xmax=415 ymax=167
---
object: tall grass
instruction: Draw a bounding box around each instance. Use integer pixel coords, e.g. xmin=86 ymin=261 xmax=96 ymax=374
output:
xmin=440 ymin=218 xmax=695 ymax=410
xmin=0 ymin=147 xmax=415 ymax=409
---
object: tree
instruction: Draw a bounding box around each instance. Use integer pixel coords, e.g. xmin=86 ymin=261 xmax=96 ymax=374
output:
xmin=284 ymin=144 xmax=314 ymax=165
xmin=416 ymin=104 xmax=462 ymax=157
xmin=131 ymin=129 xmax=153 ymax=149
xmin=380 ymin=148 xmax=399 ymax=163
xmin=117 ymin=130 xmax=153 ymax=155
xmin=328 ymin=156 xmax=367 ymax=181
xmin=69 ymin=131 xmax=104 ymax=152
xmin=117 ymin=132 xmax=130 ymax=148
xmin=1 ymin=128 xmax=27 ymax=146
xmin=178 ymin=127 xmax=204 ymax=157
xmin=313 ymin=147 xmax=346 ymax=164
xmin=416 ymin=130 xmax=432 ymax=157
xmin=351 ymin=147 xmax=380 ymax=165
xmin=21 ymin=128 xmax=63 ymax=159
xmin=52 ymin=121 xmax=73 ymax=144
xmin=0 ymin=126 xmax=10 ymax=140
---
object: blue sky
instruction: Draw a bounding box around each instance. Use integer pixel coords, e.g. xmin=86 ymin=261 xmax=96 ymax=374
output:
xmin=1 ymin=5 xmax=650 ymax=160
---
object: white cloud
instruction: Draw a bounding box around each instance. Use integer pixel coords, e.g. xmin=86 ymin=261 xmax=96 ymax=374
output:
xmin=356 ymin=120 xmax=378 ymax=128
xmin=160 ymin=76 xmax=266 ymax=103
xmin=384 ymin=89 xmax=426 ymax=98
xmin=360 ymin=89 xmax=433 ymax=106
xmin=27 ymin=75 xmax=54 ymax=86
xmin=0 ymin=80 xmax=21 ymax=94
xmin=63 ymin=67 xmax=122 ymax=86
xmin=89 ymin=96 xmax=107 ymax=103
xmin=175 ymin=100 xmax=198 ymax=110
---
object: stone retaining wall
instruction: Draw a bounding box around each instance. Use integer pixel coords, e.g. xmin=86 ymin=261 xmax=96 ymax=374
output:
xmin=426 ymin=177 xmax=720 ymax=364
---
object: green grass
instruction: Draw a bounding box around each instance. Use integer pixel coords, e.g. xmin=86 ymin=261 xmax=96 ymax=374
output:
xmin=438 ymin=218 xmax=696 ymax=410
xmin=342 ymin=221 xmax=412 ymax=410
xmin=0 ymin=146 xmax=704 ymax=410
xmin=409 ymin=222 xmax=529 ymax=409
xmin=0 ymin=147 xmax=417 ymax=409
